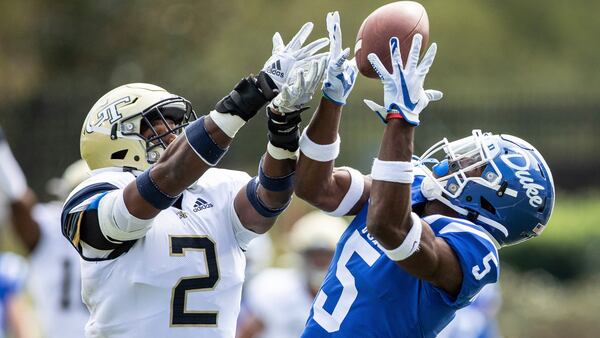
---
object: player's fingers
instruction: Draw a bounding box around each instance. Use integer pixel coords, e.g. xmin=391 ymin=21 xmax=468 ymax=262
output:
xmin=417 ymin=42 xmax=437 ymax=76
xmin=363 ymin=99 xmax=388 ymax=124
xmin=347 ymin=57 xmax=358 ymax=72
xmin=333 ymin=48 xmax=351 ymax=68
xmin=272 ymin=32 xmax=285 ymax=54
xmin=287 ymin=22 xmax=314 ymax=52
xmin=295 ymin=38 xmax=330 ymax=59
xmin=425 ymin=89 xmax=443 ymax=102
xmin=367 ymin=53 xmax=391 ymax=82
xmin=388 ymin=37 xmax=403 ymax=74
xmin=405 ymin=33 xmax=422 ymax=71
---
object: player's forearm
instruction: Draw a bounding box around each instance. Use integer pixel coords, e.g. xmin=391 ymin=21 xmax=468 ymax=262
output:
xmin=124 ymin=116 xmax=233 ymax=219
xmin=152 ymin=116 xmax=231 ymax=195
xmin=239 ymin=153 xmax=295 ymax=234
xmin=257 ymin=154 xmax=295 ymax=208
xmin=295 ymin=98 xmax=344 ymax=209
xmin=10 ymin=189 xmax=41 ymax=253
xmin=367 ymin=120 xmax=415 ymax=248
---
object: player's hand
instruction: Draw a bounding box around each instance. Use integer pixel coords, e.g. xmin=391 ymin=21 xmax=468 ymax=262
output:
xmin=363 ymin=34 xmax=443 ymax=126
xmin=263 ymin=22 xmax=329 ymax=91
xmin=322 ymin=11 xmax=358 ymax=106
xmin=270 ymin=57 xmax=327 ymax=113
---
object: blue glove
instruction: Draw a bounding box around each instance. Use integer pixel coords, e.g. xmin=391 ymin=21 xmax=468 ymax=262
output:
xmin=363 ymin=34 xmax=443 ymax=126
xmin=322 ymin=11 xmax=358 ymax=106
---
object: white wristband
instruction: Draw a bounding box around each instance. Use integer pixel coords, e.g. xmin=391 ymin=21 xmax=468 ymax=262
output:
xmin=299 ymin=128 xmax=340 ymax=162
xmin=370 ymin=158 xmax=414 ymax=184
xmin=378 ymin=212 xmax=423 ymax=261
xmin=209 ymin=110 xmax=246 ymax=138
xmin=326 ymin=167 xmax=365 ymax=217
xmin=267 ymin=142 xmax=298 ymax=160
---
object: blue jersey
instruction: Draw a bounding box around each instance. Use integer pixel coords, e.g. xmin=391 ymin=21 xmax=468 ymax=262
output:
xmin=302 ymin=179 xmax=499 ymax=338
xmin=0 ymin=253 xmax=28 ymax=338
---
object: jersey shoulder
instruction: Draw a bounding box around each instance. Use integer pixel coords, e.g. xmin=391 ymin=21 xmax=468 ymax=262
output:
xmin=422 ymin=214 xmax=500 ymax=309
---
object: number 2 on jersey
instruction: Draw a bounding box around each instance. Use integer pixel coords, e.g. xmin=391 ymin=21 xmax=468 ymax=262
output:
xmin=312 ymin=230 xmax=380 ymax=333
xmin=169 ymin=236 xmax=220 ymax=326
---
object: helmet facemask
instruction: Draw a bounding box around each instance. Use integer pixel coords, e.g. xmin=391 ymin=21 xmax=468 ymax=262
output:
xmin=120 ymin=97 xmax=196 ymax=165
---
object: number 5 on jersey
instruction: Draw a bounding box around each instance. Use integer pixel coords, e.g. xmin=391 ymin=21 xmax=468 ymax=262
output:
xmin=312 ymin=231 xmax=380 ymax=332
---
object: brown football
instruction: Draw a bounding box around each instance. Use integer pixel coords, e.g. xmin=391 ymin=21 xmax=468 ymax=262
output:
xmin=355 ymin=1 xmax=429 ymax=79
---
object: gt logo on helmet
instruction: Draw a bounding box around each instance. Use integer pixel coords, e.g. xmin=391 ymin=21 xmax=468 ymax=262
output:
xmin=85 ymin=96 xmax=131 ymax=134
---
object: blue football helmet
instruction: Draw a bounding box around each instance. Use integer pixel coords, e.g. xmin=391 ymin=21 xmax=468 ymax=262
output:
xmin=417 ymin=130 xmax=555 ymax=247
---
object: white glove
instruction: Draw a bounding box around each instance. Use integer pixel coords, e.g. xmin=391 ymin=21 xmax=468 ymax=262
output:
xmin=263 ymin=22 xmax=329 ymax=91
xmin=363 ymin=34 xmax=443 ymax=126
xmin=270 ymin=56 xmax=328 ymax=113
xmin=322 ymin=11 xmax=358 ymax=106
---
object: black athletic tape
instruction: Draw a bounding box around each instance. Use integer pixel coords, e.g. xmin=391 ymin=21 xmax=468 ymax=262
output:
xmin=267 ymin=106 xmax=305 ymax=151
xmin=258 ymin=158 xmax=294 ymax=192
xmin=245 ymin=177 xmax=289 ymax=218
xmin=136 ymin=169 xmax=180 ymax=210
xmin=185 ymin=116 xmax=228 ymax=166
xmin=215 ymin=75 xmax=273 ymax=121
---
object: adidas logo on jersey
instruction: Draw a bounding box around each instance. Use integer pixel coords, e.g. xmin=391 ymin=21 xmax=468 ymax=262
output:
xmin=193 ymin=197 xmax=213 ymax=212
xmin=266 ymin=60 xmax=284 ymax=78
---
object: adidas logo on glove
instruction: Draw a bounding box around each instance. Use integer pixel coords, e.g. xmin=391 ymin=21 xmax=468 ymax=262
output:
xmin=266 ymin=60 xmax=284 ymax=78
xmin=193 ymin=197 xmax=214 ymax=212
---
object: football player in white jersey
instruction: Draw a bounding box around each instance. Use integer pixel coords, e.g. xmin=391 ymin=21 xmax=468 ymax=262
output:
xmin=237 ymin=211 xmax=346 ymax=338
xmin=0 ymin=129 xmax=89 ymax=338
xmin=60 ymin=22 xmax=329 ymax=338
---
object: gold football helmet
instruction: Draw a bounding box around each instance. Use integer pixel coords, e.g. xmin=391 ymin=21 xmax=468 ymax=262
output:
xmin=80 ymin=83 xmax=195 ymax=171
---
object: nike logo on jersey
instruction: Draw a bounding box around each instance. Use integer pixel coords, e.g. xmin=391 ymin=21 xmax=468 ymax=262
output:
xmin=193 ymin=197 xmax=213 ymax=212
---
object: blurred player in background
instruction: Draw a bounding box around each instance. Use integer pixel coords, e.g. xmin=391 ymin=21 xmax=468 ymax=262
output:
xmin=0 ymin=253 xmax=35 ymax=338
xmin=237 ymin=211 xmax=346 ymax=338
xmin=291 ymin=12 xmax=555 ymax=337
xmin=437 ymin=283 xmax=502 ymax=338
xmin=0 ymin=127 xmax=88 ymax=338
xmin=60 ymin=21 xmax=330 ymax=338
xmin=0 ymin=252 xmax=36 ymax=338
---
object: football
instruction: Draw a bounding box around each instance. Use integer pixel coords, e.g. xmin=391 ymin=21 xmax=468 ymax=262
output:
xmin=355 ymin=1 xmax=430 ymax=79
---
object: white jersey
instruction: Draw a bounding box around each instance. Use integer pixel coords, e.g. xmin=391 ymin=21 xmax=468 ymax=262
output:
xmin=245 ymin=268 xmax=314 ymax=338
xmin=28 ymin=202 xmax=88 ymax=338
xmin=62 ymin=167 xmax=253 ymax=338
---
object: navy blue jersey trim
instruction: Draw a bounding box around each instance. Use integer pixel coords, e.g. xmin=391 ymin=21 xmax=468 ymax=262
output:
xmin=61 ymin=182 xmax=119 ymax=261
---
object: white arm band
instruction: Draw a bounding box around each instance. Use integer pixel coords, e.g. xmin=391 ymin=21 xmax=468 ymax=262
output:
xmin=298 ymin=128 xmax=340 ymax=162
xmin=229 ymin=198 xmax=260 ymax=251
xmin=97 ymin=190 xmax=154 ymax=242
xmin=326 ymin=167 xmax=365 ymax=217
xmin=370 ymin=158 xmax=414 ymax=184
xmin=378 ymin=212 xmax=423 ymax=261
xmin=209 ymin=110 xmax=246 ymax=138
xmin=267 ymin=142 xmax=298 ymax=160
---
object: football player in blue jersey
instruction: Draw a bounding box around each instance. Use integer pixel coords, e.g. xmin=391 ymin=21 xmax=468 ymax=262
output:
xmin=292 ymin=12 xmax=555 ymax=338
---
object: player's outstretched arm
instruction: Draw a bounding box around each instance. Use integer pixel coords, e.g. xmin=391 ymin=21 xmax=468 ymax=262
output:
xmin=295 ymin=11 xmax=370 ymax=216
xmin=235 ymin=38 xmax=329 ymax=234
xmin=364 ymin=35 xmax=462 ymax=296
xmin=0 ymin=129 xmax=41 ymax=253
xmin=123 ymin=21 xmax=329 ymax=222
